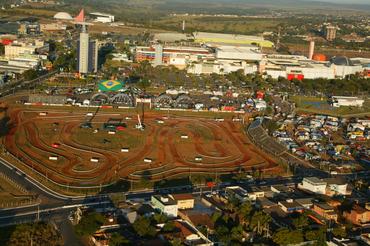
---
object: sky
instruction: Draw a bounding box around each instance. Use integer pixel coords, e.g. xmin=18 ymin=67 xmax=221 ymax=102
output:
xmin=311 ymin=0 xmax=370 ymax=4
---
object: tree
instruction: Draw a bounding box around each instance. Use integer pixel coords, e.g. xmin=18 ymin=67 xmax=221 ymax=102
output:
xmin=6 ymin=222 xmax=63 ymax=246
xmin=273 ymin=228 xmax=304 ymax=245
xmin=132 ymin=216 xmax=157 ymax=237
xmin=230 ymin=224 xmax=244 ymax=242
xmin=249 ymin=211 xmax=271 ymax=233
xmin=74 ymin=212 xmax=105 ymax=236
xmin=293 ymin=213 xmax=309 ymax=230
xmin=153 ymin=213 xmax=168 ymax=224
xmin=109 ymin=232 xmax=129 ymax=246
xmin=162 ymin=221 xmax=176 ymax=232
xmin=238 ymin=201 xmax=253 ymax=222
xmin=332 ymin=226 xmax=346 ymax=239
xmin=23 ymin=69 xmax=38 ymax=81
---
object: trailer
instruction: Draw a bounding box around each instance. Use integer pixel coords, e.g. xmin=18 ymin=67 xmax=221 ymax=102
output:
xmin=49 ymin=156 xmax=58 ymax=161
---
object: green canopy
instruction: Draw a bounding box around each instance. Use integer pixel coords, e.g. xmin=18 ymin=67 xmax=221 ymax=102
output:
xmin=98 ymin=80 xmax=124 ymax=92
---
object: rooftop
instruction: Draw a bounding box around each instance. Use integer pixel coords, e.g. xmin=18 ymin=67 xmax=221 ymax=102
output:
xmin=153 ymin=195 xmax=177 ymax=206
xmin=170 ymin=193 xmax=194 ymax=201
xmin=314 ymin=203 xmax=334 ymax=211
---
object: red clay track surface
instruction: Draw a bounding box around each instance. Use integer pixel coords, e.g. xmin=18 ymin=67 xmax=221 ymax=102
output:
xmin=4 ymin=108 xmax=281 ymax=186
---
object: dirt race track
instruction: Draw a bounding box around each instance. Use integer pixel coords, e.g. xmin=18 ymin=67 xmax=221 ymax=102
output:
xmin=4 ymin=108 xmax=281 ymax=187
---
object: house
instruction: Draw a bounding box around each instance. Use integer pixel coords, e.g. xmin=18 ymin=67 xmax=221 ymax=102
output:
xmin=170 ymin=194 xmax=195 ymax=210
xmin=151 ymin=195 xmax=178 ymax=218
xmin=186 ymin=213 xmax=215 ymax=234
xmin=172 ymin=220 xmax=213 ymax=246
xmin=343 ymin=204 xmax=370 ymax=226
xmin=313 ymin=203 xmax=338 ymax=222
xmin=278 ymin=199 xmax=304 ymax=213
xmin=298 ymin=177 xmax=327 ymax=194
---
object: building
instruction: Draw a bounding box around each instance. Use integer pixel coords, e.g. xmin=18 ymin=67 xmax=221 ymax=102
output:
xmin=18 ymin=23 xmax=40 ymax=35
xmin=225 ymin=186 xmax=249 ymax=202
xmin=330 ymin=96 xmax=364 ymax=108
xmin=40 ymin=23 xmax=67 ymax=32
xmin=299 ymin=177 xmax=327 ymax=194
xmin=169 ymin=194 xmax=195 ymax=210
xmin=313 ymin=203 xmax=338 ymax=222
xmin=278 ymin=199 xmax=304 ymax=213
xmin=135 ymin=45 xmax=212 ymax=69
xmin=90 ymin=12 xmax=115 ymax=23
xmin=77 ymin=28 xmax=98 ymax=74
xmin=325 ymin=25 xmax=337 ymax=41
xmin=343 ymin=204 xmax=370 ymax=226
xmin=53 ymin=12 xmax=73 ymax=20
xmin=151 ymin=195 xmax=178 ymax=218
xmin=4 ymin=40 xmax=47 ymax=58
xmin=323 ymin=177 xmax=350 ymax=196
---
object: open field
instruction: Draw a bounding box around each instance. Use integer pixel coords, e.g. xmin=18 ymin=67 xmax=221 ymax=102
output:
xmin=3 ymin=106 xmax=281 ymax=189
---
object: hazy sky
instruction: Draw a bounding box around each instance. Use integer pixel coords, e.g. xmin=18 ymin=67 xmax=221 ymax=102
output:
xmin=312 ymin=0 xmax=370 ymax=4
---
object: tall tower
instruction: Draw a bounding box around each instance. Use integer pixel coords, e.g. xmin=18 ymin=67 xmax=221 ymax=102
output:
xmin=77 ymin=27 xmax=98 ymax=74
xmin=78 ymin=31 xmax=90 ymax=74
xmin=182 ymin=20 xmax=185 ymax=33
xmin=325 ymin=25 xmax=337 ymax=41
xmin=76 ymin=9 xmax=98 ymax=74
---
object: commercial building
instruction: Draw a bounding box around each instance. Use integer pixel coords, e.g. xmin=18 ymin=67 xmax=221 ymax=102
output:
xmin=299 ymin=177 xmax=327 ymax=194
xmin=77 ymin=28 xmax=98 ymax=74
xmin=151 ymin=195 xmax=178 ymax=218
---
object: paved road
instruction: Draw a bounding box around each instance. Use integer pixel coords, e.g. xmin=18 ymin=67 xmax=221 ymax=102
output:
xmin=0 ymin=70 xmax=58 ymax=98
